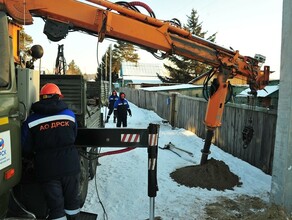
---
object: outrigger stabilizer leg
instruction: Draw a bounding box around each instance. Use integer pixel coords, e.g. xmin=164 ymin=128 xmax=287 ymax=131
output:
xmin=75 ymin=124 xmax=160 ymax=220
xmin=147 ymin=124 xmax=159 ymax=220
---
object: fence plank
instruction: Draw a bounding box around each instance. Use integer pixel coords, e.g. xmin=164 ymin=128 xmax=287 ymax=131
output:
xmin=123 ymin=87 xmax=276 ymax=174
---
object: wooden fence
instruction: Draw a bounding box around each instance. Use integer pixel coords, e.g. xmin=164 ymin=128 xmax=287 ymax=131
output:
xmin=122 ymin=87 xmax=277 ymax=174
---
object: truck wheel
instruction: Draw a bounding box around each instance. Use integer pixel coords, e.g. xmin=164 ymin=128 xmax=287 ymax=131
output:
xmin=89 ymin=148 xmax=98 ymax=180
xmin=79 ymin=154 xmax=89 ymax=207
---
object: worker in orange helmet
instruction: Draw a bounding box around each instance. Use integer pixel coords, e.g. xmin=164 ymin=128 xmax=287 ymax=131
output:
xmin=21 ymin=83 xmax=80 ymax=220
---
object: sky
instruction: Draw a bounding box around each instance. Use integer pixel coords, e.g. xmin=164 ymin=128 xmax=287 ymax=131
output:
xmin=24 ymin=0 xmax=282 ymax=79
xmin=80 ymin=101 xmax=272 ymax=219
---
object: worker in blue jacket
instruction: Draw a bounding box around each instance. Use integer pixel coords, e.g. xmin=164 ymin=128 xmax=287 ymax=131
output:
xmin=21 ymin=83 xmax=80 ymax=220
xmin=105 ymin=90 xmax=118 ymax=123
xmin=114 ymin=92 xmax=132 ymax=127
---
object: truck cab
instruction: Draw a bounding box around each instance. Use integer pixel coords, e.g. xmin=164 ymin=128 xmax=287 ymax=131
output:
xmin=0 ymin=12 xmax=22 ymax=219
xmin=0 ymin=12 xmax=102 ymax=218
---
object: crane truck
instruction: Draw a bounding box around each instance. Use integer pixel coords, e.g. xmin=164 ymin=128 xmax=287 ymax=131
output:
xmin=0 ymin=0 xmax=270 ymax=219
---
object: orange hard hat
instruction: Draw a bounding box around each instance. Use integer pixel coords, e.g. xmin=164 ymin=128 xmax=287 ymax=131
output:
xmin=40 ymin=83 xmax=64 ymax=98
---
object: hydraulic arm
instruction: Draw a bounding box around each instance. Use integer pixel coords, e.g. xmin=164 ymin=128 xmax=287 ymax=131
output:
xmin=0 ymin=0 xmax=270 ymax=164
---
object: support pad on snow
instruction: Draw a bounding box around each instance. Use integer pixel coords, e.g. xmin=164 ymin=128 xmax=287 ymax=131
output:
xmin=79 ymin=211 xmax=98 ymax=220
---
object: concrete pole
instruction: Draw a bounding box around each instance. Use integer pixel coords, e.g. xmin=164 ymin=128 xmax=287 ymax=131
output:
xmin=270 ymin=0 xmax=292 ymax=216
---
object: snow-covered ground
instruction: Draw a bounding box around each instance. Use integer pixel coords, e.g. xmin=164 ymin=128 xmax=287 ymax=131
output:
xmin=81 ymin=102 xmax=271 ymax=220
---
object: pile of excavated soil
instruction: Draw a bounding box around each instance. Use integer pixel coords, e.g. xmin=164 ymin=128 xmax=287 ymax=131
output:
xmin=170 ymin=157 xmax=241 ymax=190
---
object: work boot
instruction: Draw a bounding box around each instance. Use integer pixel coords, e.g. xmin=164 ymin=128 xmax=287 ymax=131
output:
xmin=105 ymin=116 xmax=110 ymax=123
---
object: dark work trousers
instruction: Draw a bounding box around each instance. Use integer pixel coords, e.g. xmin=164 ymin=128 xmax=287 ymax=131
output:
xmin=41 ymin=173 xmax=80 ymax=219
xmin=117 ymin=116 xmax=127 ymax=127
xmin=107 ymin=108 xmax=114 ymax=116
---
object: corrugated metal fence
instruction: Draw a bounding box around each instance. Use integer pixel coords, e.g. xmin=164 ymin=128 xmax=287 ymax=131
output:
xmin=122 ymin=87 xmax=277 ymax=174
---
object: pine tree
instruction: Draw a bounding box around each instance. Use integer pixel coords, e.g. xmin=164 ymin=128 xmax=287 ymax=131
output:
xmin=113 ymin=40 xmax=139 ymax=63
xmin=67 ymin=60 xmax=81 ymax=75
xmin=98 ymin=41 xmax=139 ymax=82
xmin=98 ymin=46 xmax=119 ymax=82
xmin=158 ymin=9 xmax=217 ymax=83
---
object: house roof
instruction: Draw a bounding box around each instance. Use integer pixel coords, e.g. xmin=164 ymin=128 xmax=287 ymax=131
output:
xmin=123 ymin=76 xmax=162 ymax=84
xmin=120 ymin=62 xmax=164 ymax=77
xmin=237 ymin=85 xmax=279 ymax=97
xmin=141 ymin=84 xmax=202 ymax=91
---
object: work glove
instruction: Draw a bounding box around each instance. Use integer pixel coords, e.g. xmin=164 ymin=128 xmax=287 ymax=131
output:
xmin=128 ymin=109 xmax=132 ymax=117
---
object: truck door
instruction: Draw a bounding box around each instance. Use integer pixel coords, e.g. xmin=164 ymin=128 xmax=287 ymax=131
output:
xmin=0 ymin=12 xmax=22 ymax=218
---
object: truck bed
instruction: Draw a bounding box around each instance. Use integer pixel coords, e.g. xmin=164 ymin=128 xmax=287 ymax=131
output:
xmin=40 ymin=74 xmax=102 ymax=128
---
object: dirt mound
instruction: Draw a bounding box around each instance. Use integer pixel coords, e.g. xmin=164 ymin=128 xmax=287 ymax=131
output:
xmin=170 ymin=158 xmax=241 ymax=190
